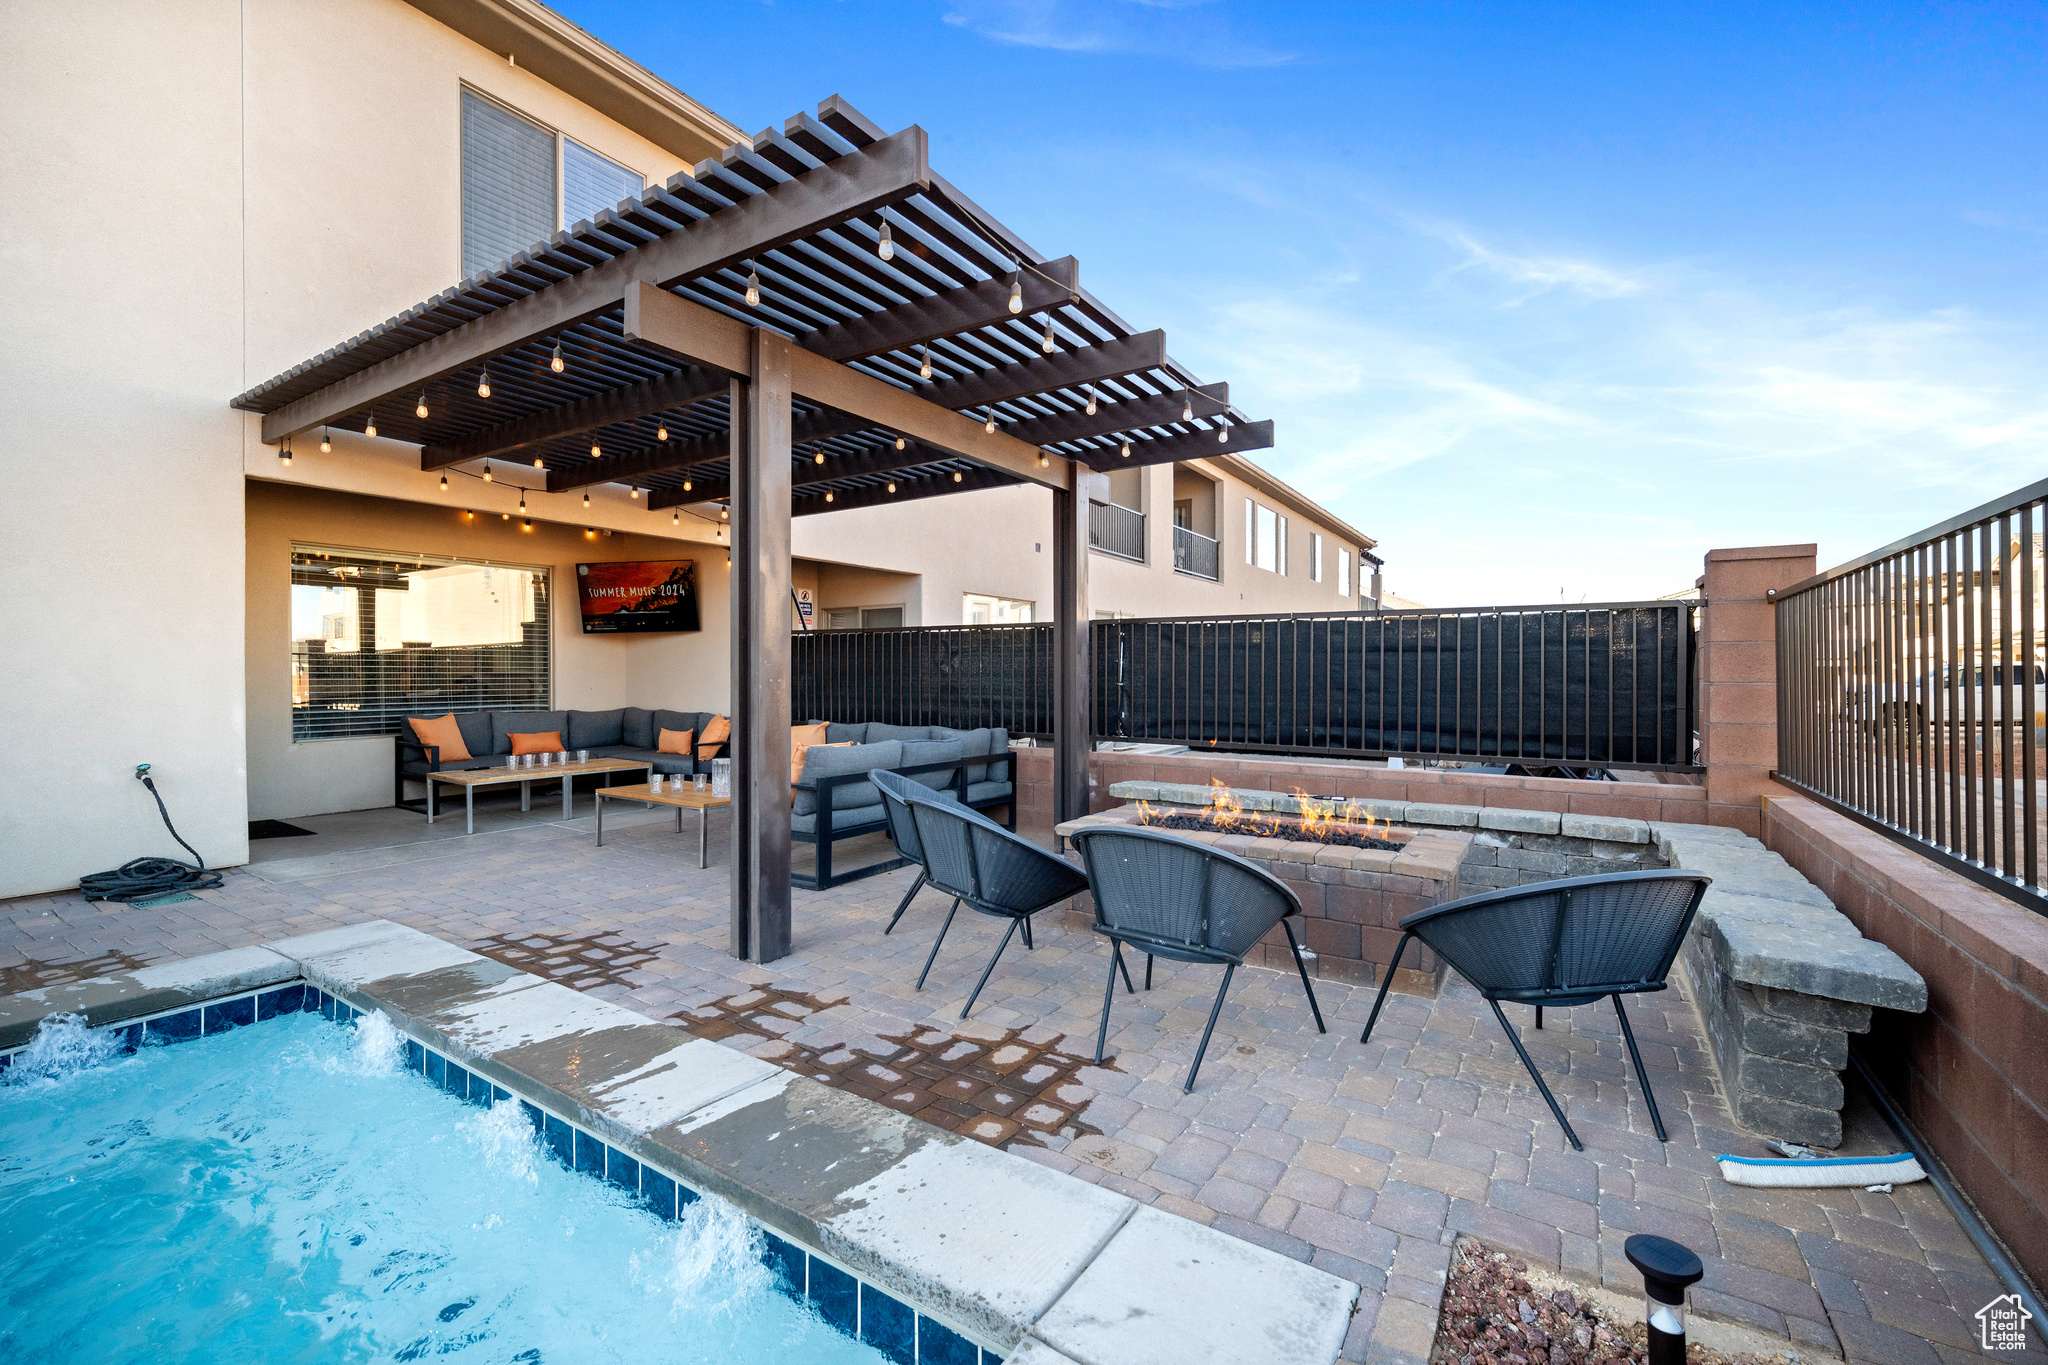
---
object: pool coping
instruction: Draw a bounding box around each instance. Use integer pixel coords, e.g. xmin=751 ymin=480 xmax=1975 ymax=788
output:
xmin=0 ymin=920 xmax=1360 ymax=1365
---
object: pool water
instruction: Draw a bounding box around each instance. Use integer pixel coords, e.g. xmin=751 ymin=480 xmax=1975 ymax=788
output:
xmin=0 ymin=1011 xmax=888 ymax=1365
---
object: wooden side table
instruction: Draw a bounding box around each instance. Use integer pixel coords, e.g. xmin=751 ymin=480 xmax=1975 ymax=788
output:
xmin=595 ymin=783 xmax=731 ymax=867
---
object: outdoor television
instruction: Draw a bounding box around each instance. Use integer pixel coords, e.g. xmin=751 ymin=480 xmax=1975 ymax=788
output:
xmin=575 ymin=560 xmax=700 ymax=634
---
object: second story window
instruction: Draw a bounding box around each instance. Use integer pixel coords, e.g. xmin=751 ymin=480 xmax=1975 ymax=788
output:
xmin=1338 ymin=549 xmax=1353 ymax=597
xmin=460 ymin=89 xmax=644 ymax=279
xmin=1311 ymin=532 xmax=1324 ymax=582
xmin=1246 ymin=499 xmax=1288 ymax=574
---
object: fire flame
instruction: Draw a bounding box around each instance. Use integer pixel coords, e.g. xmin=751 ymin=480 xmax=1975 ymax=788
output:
xmin=1134 ymin=778 xmax=1382 ymax=840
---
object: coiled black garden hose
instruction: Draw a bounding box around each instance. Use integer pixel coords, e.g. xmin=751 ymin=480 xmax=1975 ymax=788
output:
xmin=77 ymin=766 xmax=225 ymax=903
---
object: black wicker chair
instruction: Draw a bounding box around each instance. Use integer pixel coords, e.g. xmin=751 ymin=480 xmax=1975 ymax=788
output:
xmin=871 ymin=769 xmax=958 ymax=934
xmin=1358 ymin=870 xmax=1711 ymax=1151
xmin=1070 ymin=826 xmax=1327 ymax=1093
xmin=901 ymin=788 xmax=1090 ymax=1020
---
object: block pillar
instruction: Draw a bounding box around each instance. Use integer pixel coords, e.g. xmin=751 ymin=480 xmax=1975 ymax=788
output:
xmin=728 ymin=332 xmax=793 ymax=963
xmin=1699 ymin=543 xmax=1816 ymax=835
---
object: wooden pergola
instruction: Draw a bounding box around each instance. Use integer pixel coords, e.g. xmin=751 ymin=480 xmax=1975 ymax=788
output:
xmin=233 ymin=95 xmax=1273 ymax=963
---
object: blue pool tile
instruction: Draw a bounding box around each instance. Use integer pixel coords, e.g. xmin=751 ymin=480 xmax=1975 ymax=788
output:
xmin=0 ymin=1052 xmax=10 ymax=1072
xmin=760 ymin=1232 xmax=805 ymax=1301
xmin=542 ymin=1115 xmax=573 ymax=1167
xmin=808 ymin=1259 xmax=857 ymax=1337
xmin=639 ymin=1167 xmax=677 ymax=1221
xmin=677 ymin=1179 xmax=700 ymax=1212
xmin=404 ymin=1040 xmax=423 ymax=1073
xmin=445 ymin=1062 xmax=471 ymax=1100
xmin=916 ymin=1316 xmax=979 ymax=1365
xmin=313 ymin=989 xmax=333 ymax=1020
xmin=519 ymin=1100 xmax=543 ymax=1136
xmin=203 ymin=995 xmax=255 ymax=1034
xmin=492 ymin=1085 xmax=510 ymax=1105
xmin=146 ymin=1009 xmax=202 ymax=1045
xmin=572 ymin=1130 xmax=605 ymax=1178
xmin=110 ymin=1024 xmax=142 ymax=1054
xmin=605 ymin=1147 xmax=639 ymax=1196
xmin=425 ymin=1051 xmax=446 ymax=1088
xmin=860 ymin=1285 xmax=915 ymax=1365
xmin=464 ymin=1074 xmax=491 ymax=1108
xmin=256 ymin=984 xmax=305 ymax=1019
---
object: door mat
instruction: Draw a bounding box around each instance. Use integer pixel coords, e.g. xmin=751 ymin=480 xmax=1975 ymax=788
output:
xmin=248 ymin=820 xmax=317 ymax=839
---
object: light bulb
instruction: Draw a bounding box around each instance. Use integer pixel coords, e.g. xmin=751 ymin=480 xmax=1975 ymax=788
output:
xmin=320 ymin=428 xmax=331 ymax=453
xmin=439 ymin=473 xmax=448 ymax=491
xmin=550 ymin=342 xmax=564 ymax=373
xmin=416 ymin=392 xmax=429 ymax=419
xmin=279 ymin=445 xmax=292 ymax=467
xmin=745 ymin=268 xmax=761 ymax=307
xmin=365 ymin=415 xmax=377 ymax=438
xmin=590 ymin=443 xmax=600 ymax=458
xmin=919 ymin=345 xmax=932 ymax=380
xmin=533 ymin=456 xmax=544 ymax=468
xmin=522 ymin=518 xmax=532 ymax=531
xmin=672 ymin=509 xmax=679 ymax=525
xmin=895 ymin=437 xmax=906 ymax=450
xmin=482 ymin=463 xmax=493 ymax=483
xmin=683 ymin=479 xmax=692 ymax=492
xmin=953 ymin=470 xmax=963 ymax=482
xmin=1041 ymin=319 xmax=1056 ymax=354
xmin=878 ymin=218 xmax=894 ymax=261
xmin=584 ymin=527 xmax=595 ymax=540
xmin=1007 ymin=279 xmax=1022 ymax=314
xmin=464 ymin=509 xmax=473 ymax=521
xmin=984 ymin=411 xmax=997 ymax=434
xmin=502 ymin=512 xmax=509 ymax=520
xmin=825 ymin=491 xmax=834 ymax=503
xmin=887 ymin=482 xmax=896 ymax=494
xmin=1120 ymin=440 xmax=1131 ymax=458
xmin=657 ymin=424 xmax=668 ymax=441
xmin=583 ymin=491 xmax=590 ymax=508
xmin=1218 ymin=418 xmax=1229 ymax=443
xmin=720 ymin=507 xmax=728 ymax=520
xmin=519 ymin=491 xmax=526 ymax=511
xmin=1038 ymin=453 xmax=1049 ymax=467
xmin=1085 ymin=386 xmax=1097 ymax=416
xmin=477 ymin=371 xmax=490 ymax=398
xmin=726 ymin=555 xmax=731 ymax=569
xmin=1181 ymin=393 xmax=1193 ymax=421
xmin=630 ymin=486 xmax=638 ymax=500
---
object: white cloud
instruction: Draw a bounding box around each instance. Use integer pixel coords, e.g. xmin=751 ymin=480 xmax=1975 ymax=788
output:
xmin=936 ymin=0 xmax=1294 ymax=68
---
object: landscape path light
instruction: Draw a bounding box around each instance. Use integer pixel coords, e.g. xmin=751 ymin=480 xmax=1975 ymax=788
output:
xmin=1624 ymin=1233 xmax=1703 ymax=1365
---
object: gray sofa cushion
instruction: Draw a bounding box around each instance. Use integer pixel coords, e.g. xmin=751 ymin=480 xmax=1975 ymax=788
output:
xmin=966 ymin=780 xmax=1014 ymax=806
xmin=899 ymin=738 xmax=964 ymax=789
xmin=934 ymin=726 xmax=1001 ymax=783
xmin=621 ymin=707 xmax=655 ymax=749
xmin=792 ymin=740 xmax=901 ymax=816
xmin=793 ymin=803 xmax=884 ymax=836
xmin=649 ymin=753 xmax=694 ymax=776
xmin=864 ymin=722 xmax=932 ymax=745
xmin=568 ymin=708 xmax=625 ymax=749
xmin=491 ymin=710 xmax=568 ymax=754
xmin=456 ymin=712 xmax=496 ymax=759
xmin=824 ymin=721 xmax=868 ymax=745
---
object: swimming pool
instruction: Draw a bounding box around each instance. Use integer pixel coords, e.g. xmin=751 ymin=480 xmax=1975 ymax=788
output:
xmin=0 ymin=1007 xmax=890 ymax=1364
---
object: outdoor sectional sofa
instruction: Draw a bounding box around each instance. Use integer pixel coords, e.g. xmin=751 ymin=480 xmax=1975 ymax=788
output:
xmin=395 ymin=710 xmax=1015 ymax=890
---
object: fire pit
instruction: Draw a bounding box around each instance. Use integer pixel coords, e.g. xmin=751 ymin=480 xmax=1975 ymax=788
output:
xmin=1133 ymin=785 xmax=1403 ymax=851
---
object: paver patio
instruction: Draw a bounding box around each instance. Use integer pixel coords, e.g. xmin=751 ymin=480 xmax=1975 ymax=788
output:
xmin=4 ymin=800 xmax=2038 ymax=1365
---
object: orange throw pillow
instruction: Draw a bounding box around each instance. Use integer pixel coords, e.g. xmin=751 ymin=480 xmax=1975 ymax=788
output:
xmin=697 ymin=714 xmax=731 ymax=761
xmin=791 ymin=741 xmax=853 ymax=796
xmin=408 ymin=713 xmax=471 ymax=761
xmin=657 ymin=727 xmax=695 ymax=756
xmin=789 ymin=723 xmax=831 ymax=785
xmin=508 ymin=731 xmax=564 ymax=756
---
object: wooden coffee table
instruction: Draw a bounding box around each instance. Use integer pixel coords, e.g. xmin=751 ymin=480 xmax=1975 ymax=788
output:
xmin=426 ymin=758 xmax=654 ymax=834
xmin=594 ymin=783 xmax=730 ymax=867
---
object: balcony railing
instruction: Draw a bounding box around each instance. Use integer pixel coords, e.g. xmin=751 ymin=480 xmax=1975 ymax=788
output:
xmin=1173 ymin=524 xmax=1220 ymax=580
xmin=1089 ymin=500 xmax=1145 ymax=562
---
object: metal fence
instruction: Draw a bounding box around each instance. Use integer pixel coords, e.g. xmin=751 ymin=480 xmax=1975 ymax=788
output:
xmin=1089 ymin=501 xmax=1145 ymax=562
xmin=792 ymin=600 xmax=1697 ymax=769
xmin=1775 ymin=476 xmax=2046 ymax=916
xmin=1174 ymin=525 xmax=1220 ymax=580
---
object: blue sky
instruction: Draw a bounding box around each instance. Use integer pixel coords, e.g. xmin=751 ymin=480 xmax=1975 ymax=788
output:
xmin=559 ymin=1 xmax=2048 ymax=604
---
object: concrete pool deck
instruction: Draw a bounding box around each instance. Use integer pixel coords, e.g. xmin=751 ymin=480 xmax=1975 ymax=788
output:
xmin=4 ymin=806 xmax=2041 ymax=1365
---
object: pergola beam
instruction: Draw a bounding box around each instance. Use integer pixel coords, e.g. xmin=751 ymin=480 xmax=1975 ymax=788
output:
xmin=622 ymin=282 xmax=1064 ymax=490
xmin=802 ymin=256 xmax=1078 ymax=362
xmin=420 ymin=365 xmax=726 ymax=470
xmin=793 ymin=465 xmax=1016 ymax=517
xmin=1002 ymin=383 xmax=1227 ymax=448
xmin=261 ymin=125 xmax=932 ymax=442
xmin=1078 ymin=419 xmax=1274 ymax=471
xmin=647 ymin=441 xmax=966 ymax=510
xmin=924 ymin=331 xmax=1166 ymax=414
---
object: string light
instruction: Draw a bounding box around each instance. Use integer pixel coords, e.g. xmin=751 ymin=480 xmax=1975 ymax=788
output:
xmin=584 ymin=527 xmax=595 ymax=540
xmin=502 ymin=512 xmax=510 ymax=520
xmin=1217 ymin=416 xmax=1229 ymax=443
xmin=1007 ymin=278 xmax=1022 ymax=314
xmin=1041 ymin=318 xmax=1057 ymax=354
xmin=518 ymin=490 xmax=527 ymax=513
xmin=886 ymin=482 xmax=896 ymax=494
xmin=319 ymin=427 xmax=331 ymax=453
xmin=895 ymin=437 xmax=907 ymax=451
xmin=953 ymin=471 xmax=963 ymax=482
xmin=550 ymin=342 xmax=564 ymax=373
xmin=744 ymin=265 xmax=761 ymax=307
xmin=365 ymin=412 xmax=377 ymax=438
xmin=657 ymin=423 xmax=668 ymax=441
xmin=672 ymin=509 xmax=680 ymax=525
xmin=825 ymin=491 xmax=834 ymax=503
xmin=482 ymin=462 xmax=493 ymax=483
xmin=877 ymin=211 xmax=894 ymax=261
xmin=477 ymin=370 xmax=491 ymax=399
xmin=522 ymin=518 xmax=532 ymax=532
xmin=1085 ymin=385 xmax=1097 ymax=417
xmin=416 ymin=391 xmax=429 ymax=419
xmin=630 ymin=486 xmax=639 ymax=500
xmin=682 ymin=479 xmax=692 ymax=492
xmin=583 ymin=491 xmax=591 ymax=508
xmin=1038 ymin=452 xmax=1049 ymax=467
xmin=1181 ymin=392 xmax=1193 ymax=421
xmin=984 ymin=409 xmax=997 ymax=434
xmin=1120 ymin=440 xmax=1131 ymax=458
xmin=590 ymin=443 xmax=601 ymax=458
xmin=814 ymin=449 xmax=825 ymax=465
xmin=464 ymin=509 xmax=473 ymax=521
xmin=919 ymin=345 xmax=932 ymax=380
xmin=439 ymin=473 xmax=448 ymax=491
xmin=533 ymin=456 xmax=544 ymax=468
xmin=278 ymin=439 xmax=292 ymax=468
xmin=721 ymin=507 xmax=728 ymax=520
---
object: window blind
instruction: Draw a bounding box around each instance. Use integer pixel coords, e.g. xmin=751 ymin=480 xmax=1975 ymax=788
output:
xmin=461 ymin=90 xmax=555 ymax=279
xmin=564 ymin=140 xmax=642 ymax=228
xmin=290 ymin=545 xmax=551 ymax=741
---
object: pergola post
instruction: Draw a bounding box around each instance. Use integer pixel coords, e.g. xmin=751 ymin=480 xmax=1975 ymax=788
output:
xmin=1052 ymin=474 xmax=1093 ymax=828
xmin=728 ymin=330 xmax=794 ymax=962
